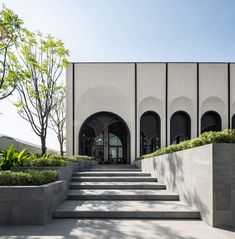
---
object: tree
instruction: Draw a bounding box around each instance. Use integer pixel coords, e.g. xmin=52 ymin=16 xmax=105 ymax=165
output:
xmin=0 ymin=6 xmax=24 ymax=100
xmin=49 ymin=86 xmax=66 ymax=156
xmin=15 ymin=31 xmax=69 ymax=155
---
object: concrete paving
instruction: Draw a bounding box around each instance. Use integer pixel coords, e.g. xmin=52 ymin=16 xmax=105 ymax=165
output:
xmin=0 ymin=219 xmax=234 ymax=239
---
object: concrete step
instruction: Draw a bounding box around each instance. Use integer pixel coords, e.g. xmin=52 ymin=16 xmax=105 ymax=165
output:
xmin=71 ymin=176 xmax=157 ymax=182
xmin=84 ymin=168 xmax=142 ymax=172
xmin=85 ymin=165 xmax=141 ymax=172
xmin=70 ymin=182 xmax=166 ymax=190
xmin=73 ymin=172 xmax=151 ymax=177
xmin=67 ymin=189 xmax=179 ymax=200
xmin=53 ymin=200 xmax=200 ymax=219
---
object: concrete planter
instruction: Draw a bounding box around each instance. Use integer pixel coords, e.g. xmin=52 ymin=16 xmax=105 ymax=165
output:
xmin=0 ymin=181 xmax=66 ymax=225
xmin=138 ymin=143 xmax=235 ymax=228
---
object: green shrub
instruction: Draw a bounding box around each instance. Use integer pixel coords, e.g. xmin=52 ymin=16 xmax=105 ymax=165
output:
xmin=49 ymin=155 xmax=95 ymax=162
xmin=23 ymin=158 xmax=68 ymax=167
xmin=0 ymin=170 xmax=59 ymax=185
xmin=138 ymin=129 xmax=235 ymax=160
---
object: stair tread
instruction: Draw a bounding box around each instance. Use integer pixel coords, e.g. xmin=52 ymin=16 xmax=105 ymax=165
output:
xmin=74 ymin=172 xmax=150 ymax=176
xmin=72 ymin=176 xmax=153 ymax=179
xmin=54 ymin=200 xmax=198 ymax=212
xmin=67 ymin=189 xmax=177 ymax=196
xmin=70 ymin=182 xmax=164 ymax=186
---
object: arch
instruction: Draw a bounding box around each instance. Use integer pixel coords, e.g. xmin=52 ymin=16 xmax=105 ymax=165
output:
xmin=201 ymin=111 xmax=222 ymax=133
xmin=140 ymin=111 xmax=161 ymax=156
xmin=170 ymin=111 xmax=191 ymax=144
xmin=79 ymin=111 xmax=130 ymax=164
xmin=138 ymin=97 xmax=163 ymax=118
xmin=77 ymin=85 xmax=131 ymax=128
xmin=169 ymin=96 xmax=194 ymax=116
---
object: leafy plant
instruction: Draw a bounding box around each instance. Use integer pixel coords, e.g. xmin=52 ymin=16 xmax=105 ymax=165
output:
xmin=0 ymin=145 xmax=30 ymax=170
xmin=138 ymin=129 xmax=235 ymax=160
xmin=0 ymin=170 xmax=58 ymax=185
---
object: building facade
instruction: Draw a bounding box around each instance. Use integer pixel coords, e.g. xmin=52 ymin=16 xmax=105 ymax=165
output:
xmin=66 ymin=62 xmax=235 ymax=164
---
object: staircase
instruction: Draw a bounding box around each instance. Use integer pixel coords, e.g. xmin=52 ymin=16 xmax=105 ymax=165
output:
xmin=53 ymin=165 xmax=200 ymax=219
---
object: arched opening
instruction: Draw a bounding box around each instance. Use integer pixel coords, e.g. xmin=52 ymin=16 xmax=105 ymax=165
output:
xmin=232 ymin=114 xmax=235 ymax=129
xmin=79 ymin=112 xmax=130 ymax=164
xmin=201 ymin=111 xmax=222 ymax=133
xmin=170 ymin=111 xmax=191 ymax=144
xmin=140 ymin=111 xmax=160 ymax=156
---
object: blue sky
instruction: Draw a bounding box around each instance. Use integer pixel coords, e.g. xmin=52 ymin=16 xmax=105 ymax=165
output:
xmin=1 ymin=0 xmax=235 ymax=150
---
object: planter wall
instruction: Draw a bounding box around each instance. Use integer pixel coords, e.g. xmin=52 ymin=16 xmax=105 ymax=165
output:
xmin=138 ymin=143 xmax=235 ymax=228
xmin=0 ymin=181 xmax=66 ymax=225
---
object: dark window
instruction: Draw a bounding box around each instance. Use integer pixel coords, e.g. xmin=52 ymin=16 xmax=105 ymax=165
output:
xmin=231 ymin=114 xmax=235 ymax=129
xmin=170 ymin=111 xmax=191 ymax=144
xmin=201 ymin=111 xmax=221 ymax=133
xmin=79 ymin=112 xmax=130 ymax=164
xmin=140 ymin=111 xmax=161 ymax=156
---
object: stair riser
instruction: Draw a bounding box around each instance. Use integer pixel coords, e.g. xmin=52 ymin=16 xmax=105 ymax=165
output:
xmin=70 ymin=185 xmax=166 ymax=190
xmin=72 ymin=178 xmax=157 ymax=182
xmin=53 ymin=211 xmax=200 ymax=219
xmin=67 ymin=195 xmax=179 ymax=200
xmin=73 ymin=173 xmax=151 ymax=177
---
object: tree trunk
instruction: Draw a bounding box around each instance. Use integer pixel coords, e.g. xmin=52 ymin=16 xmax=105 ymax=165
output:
xmin=41 ymin=136 xmax=47 ymax=155
xmin=59 ymin=140 xmax=64 ymax=156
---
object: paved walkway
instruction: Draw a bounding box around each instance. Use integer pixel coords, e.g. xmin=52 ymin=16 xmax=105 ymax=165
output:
xmin=0 ymin=219 xmax=234 ymax=239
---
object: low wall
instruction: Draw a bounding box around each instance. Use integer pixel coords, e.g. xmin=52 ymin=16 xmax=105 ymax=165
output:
xmin=138 ymin=144 xmax=235 ymax=228
xmin=0 ymin=181 xmax=66 ymax=225
xmin=0 ymin=135 xmax=58 ymax=154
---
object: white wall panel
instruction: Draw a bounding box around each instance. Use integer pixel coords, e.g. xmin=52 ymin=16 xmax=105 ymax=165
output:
xmin=74 ymin=63 xmax=135 ymax=161
xmin=168 ymin=63 xmax=197 ymax=144
xmin=137 ymin=63 xmax=166 ymax=154
xmin=66 ymin=63 xmax=73 ymax=155
xmin=199 ymin=64 xmax=228 ymax=131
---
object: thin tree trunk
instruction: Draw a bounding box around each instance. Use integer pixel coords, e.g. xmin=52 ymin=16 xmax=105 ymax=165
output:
xmin=59 ymin=140 xmax=64 ymax=156
xmin=41 ymin=136 xmax=47 ymax=155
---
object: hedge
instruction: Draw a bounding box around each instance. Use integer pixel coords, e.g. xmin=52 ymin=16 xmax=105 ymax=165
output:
xmin=50 ymin=155 xmax=95 ymax=162
xmin=23 ymin=158 xmax=68 ymax=167
xmin=0 ymin=170 xmax=59 ymax=185
xmin=138 ymin=129 xmax=235 ymax=160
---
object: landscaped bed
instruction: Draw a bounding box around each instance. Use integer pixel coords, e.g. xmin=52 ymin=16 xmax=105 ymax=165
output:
xmin=138 ymin=129 xmax=235 ymax=160
xmin=0 ymin=170 xmax=59 ymax=186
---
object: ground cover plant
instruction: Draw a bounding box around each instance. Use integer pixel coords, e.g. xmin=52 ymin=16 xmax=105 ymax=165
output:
xmin=138 ymin=129 xmax=235 ymax=160
xmin=0 ymin=170 xmax=59 ymax=185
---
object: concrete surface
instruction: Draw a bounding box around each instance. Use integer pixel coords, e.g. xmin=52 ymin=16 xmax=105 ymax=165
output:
xmin=0 ymin=219 xmax=234 ymax=239
xmin=0 ymin=181 xmax=67 ymax=225
xmin=140 ymin=143 xmax=235 ymax=228
xmin=69 ymin=181 xmax=167 ymax=189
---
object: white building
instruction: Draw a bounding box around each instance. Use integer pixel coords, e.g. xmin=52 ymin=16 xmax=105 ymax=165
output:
xmin=66 ymin=62 xmax=235 ymax=164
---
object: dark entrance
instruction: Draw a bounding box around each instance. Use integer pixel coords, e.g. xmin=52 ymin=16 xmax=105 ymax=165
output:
xmin=140 ymin=111 xmax=161 ymax=156
xmin=79 ymin=112 xmax=130 ymax=164
xmin=201 ymin=111 xmax=221 ymax=133
xmin=170 ymin=111 xmax=191 ymax=144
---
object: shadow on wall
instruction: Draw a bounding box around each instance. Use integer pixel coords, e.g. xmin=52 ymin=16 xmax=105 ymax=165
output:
xmin=151 ymin=152 xmax=210 ymax=222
